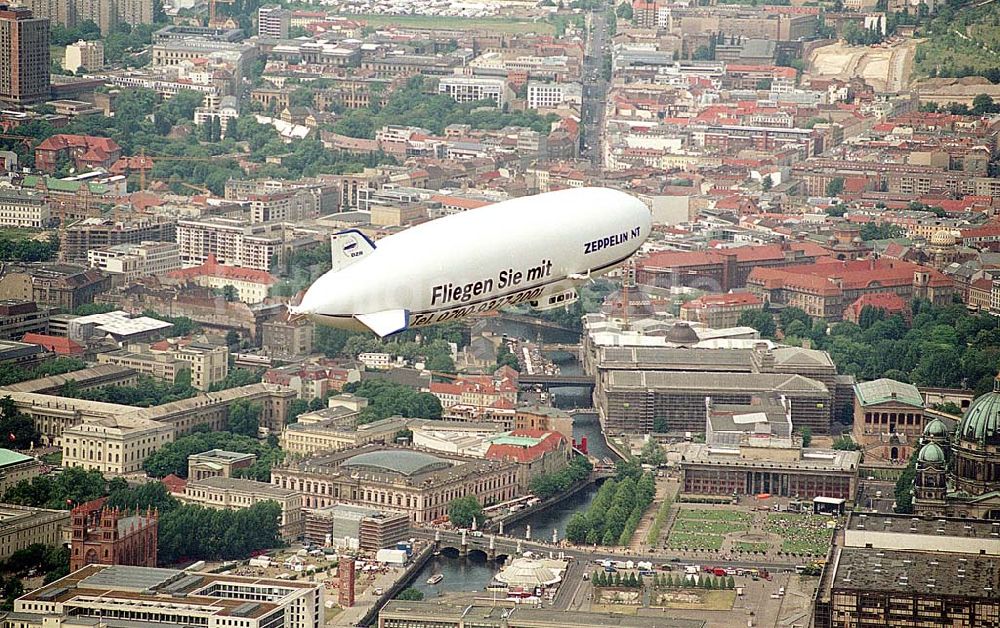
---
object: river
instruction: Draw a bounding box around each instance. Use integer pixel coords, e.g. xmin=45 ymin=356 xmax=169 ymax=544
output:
xmin=406 ymin=317 xmax=610 ymax=597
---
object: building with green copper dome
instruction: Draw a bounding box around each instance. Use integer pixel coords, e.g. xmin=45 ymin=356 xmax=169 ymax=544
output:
xmin=913 ymin=378 xmax=1000 ymax=520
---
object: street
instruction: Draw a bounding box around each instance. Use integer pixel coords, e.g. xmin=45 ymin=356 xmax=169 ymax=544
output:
xmin=581 ymin=5 xmax=611 ymax=167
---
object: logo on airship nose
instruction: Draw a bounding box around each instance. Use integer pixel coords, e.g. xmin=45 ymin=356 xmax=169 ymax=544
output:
xmin=343 ymin=241 xmax=357 ymax=252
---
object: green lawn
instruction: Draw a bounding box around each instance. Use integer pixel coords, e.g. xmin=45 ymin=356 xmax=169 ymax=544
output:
xmin=765 ymin=513 xmax=834 ymax=556
xmin=332 ymin=13 xmax=555 ymax=34
xmin=676 ymin=509 xmax=752 ymax=523
xmin=671 ymin=519 xmax=748 ymax=535
xmin=734 ymin=542 xmax=769 ymax=553
xmin=665 ymin=532 xmax=724 ymax=551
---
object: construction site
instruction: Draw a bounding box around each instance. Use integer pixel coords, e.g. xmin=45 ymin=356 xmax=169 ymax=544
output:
xmin=806 ymin=38 xmax=918 ymax=92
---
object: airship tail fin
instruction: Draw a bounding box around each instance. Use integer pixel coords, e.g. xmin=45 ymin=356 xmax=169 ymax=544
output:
xmin=330 ymin=229 xmax=377 ymax=273
xmin=356 ymin=309 xmax=409 ymax=338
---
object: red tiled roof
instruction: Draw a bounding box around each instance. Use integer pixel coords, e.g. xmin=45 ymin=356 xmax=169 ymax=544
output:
xmin=681 ymin=292 xmax=763 ymax=310
xmin=166 ymin=255 xmax=277 ymax=285
xmin=36 ymin=134 xmax=121 ymax=154
xmin=22 ymin=333 xmax=85 ymax=356
xmin=161 ymin=474 xmax=187 ymax=494
xmin=844 ymin=292 xmax=908 ymax=321
xmin=484 ymin=430 xmax=566 ymax=464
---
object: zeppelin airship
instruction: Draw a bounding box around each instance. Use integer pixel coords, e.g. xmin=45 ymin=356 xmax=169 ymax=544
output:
xmin=289 ymin=187 xmax=652 ymax=337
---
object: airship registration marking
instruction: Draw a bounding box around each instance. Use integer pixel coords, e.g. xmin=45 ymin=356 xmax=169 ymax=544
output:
xmin=584 ymin=226 xmax=642 ymax=255
xmin=412 ymin=286 xmax=547 ymax=327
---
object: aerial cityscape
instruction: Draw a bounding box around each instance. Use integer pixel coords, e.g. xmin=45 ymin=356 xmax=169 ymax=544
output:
xmin=0 ymin=0 xmax=997 ymax=625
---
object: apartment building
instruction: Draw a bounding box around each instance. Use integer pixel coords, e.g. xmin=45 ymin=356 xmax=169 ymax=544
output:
xmin=0 ymin=188 xmax=50 ymax=228
xmin=63 ymin=38 xmax=104 ymax=72
xmin=526 ymin=81 xmax=582 ymax=110
xmin=258 ymin=4 xmax=290 ymax=38
xmin=87 ymin=241 xmax=181 ymax=282
xmin=437 ymin=76 xmax=509 ymax=107
xmin=176 ymin=217 xmax=287 ymax=272
xmin=250 ymin=188 xmax=319 ymax=223
xmin=0 ymin=6 xmax=50 ymax=106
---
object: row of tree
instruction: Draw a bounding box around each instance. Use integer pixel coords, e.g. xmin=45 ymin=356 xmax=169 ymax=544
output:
xmin=338 ymin=336 xmax=457 ymax=373
xmin=0 ymin=233 xmax=60 ymax=263
xmin=591 ymin=570 xmax=643 ymax=588
xmin=2 ymin=543 xmax=69 ymax=585
xmin=565 ymin=470 xmax=656 ymax=546
xmin=105 ymin=483 xmax=282 ymax=564
xmin=528 ymin=456 xmax=593 ymax=499
xmin=739 ymin=300 xmax=1000 ymax=396
xmin=653 ymin=573 xmax=735 ymax=590
xmin=62 ymin=372 xmax=198 ymax=408
xmin=332 ymin=76 xmax=558 ymax=139
xmin=142 ymin=427 xmax=283 ymax=480
xmin=342 ymin=379 xmax=442 ymax=425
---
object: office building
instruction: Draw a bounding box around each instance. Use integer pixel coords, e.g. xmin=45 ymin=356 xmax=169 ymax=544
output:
xmin=0 ymin=6 xmax=50 ymax=105
xmin=813 ymin=513 xmax=1000 ymax=628
xmin=17 ymin=564 xmax=325 ymax=628
xmin=279 ymin=413 xmax=401 ymax=457
xmin=258 ymin=4 xmax=289 ymax=38
xmin=0 ymin=503 xmax=69 ymax=561
xmin=180 ymin=476 xmax=304 ymax=541
xmin=437 ymin=76 xmax=509 ymax=107
xmin=0 ymin=300 xmax=49 ymax=340
xmin=679 ymin=292 xmax=765 ymax=329
xmin=63 ymin=39 xmax=103 ymax=72
xmin=271 ymin=445 xmax=519 ymax=523
xmin=87 ymin=241 xmax=182 ymax=283
xmin=69 ymin=497 xmax=158 ymax=571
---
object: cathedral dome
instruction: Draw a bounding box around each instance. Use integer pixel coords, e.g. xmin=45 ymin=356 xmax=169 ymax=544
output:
xmin=956 ymin=378 xmax=1000 ymax=446
xmin=923 ymin=418 xmax=949 ymax=438
xmin=917 ymin=441 xmax=945 ymax=465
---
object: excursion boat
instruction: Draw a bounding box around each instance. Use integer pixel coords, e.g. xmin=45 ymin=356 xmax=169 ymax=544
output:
xmin=426 ymin=574 xmax=444 ymax=585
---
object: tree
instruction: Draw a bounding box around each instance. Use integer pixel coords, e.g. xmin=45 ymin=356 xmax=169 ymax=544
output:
xmin=738 ymin=309 xmax=776 ymax=338
xmin=639 ymin=439 xmax=666 ymax=466
xmin=800 ymin=426 xmax=812 ymax=448
xmin=832 ymin=435 xmax=860 ymax=450
xmin=225 ymin=330 xmax=240 ymax=348
xmin=825 ymin=177 xmax=845 ymax=197
xmin=447 ymin=496 xmax=484 ymax=529
xmin=0 ymin=395 xmax=40 ymax=449
xmin=615 ymin=1 xmax=633 ymax=18
xmin=972 ymin=93 xmax=997 ymax=115
xmin=396 ymin=587 xmax=424 ymax=601
xmin=496 ymin=343 xmax=520 ymax=371
xmin=761 ymin=176 xmax=773 ymax=191
xmin=228 ymin=399 xmax=262 ymax=437
xmin=221 ymin=285 xmax=238 ymax=302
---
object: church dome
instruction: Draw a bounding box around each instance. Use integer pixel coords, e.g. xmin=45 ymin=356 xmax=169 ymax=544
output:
xmin=663 ymin=321 xmax=701 ymax=345
xmin=917 ymin=441 xmax=945 ymax=465
xmin=930 ymin=231 xmax=957 ymax=247
xmin=923 ymin=418 xmax=949 ymax=438
xmin=956 ymin=378 xmax=1000 ymax=446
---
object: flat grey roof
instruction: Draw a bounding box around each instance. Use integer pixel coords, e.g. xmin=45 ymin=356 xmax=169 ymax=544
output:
xmin=607 ymin=371 xmax=830 ymax=395
xmin=79 ymin=565 xmax=181 ymax=592
xmin=832 ymin=547 xmax=1000 ymax=598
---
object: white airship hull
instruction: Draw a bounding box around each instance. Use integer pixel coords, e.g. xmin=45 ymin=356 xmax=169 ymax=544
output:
xmin=293 ymin=187 xmax=651 ymax=337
